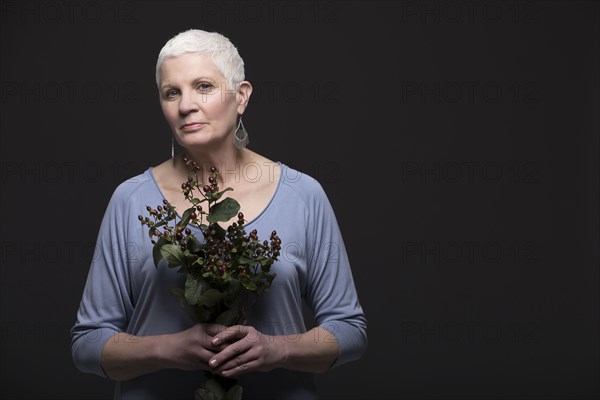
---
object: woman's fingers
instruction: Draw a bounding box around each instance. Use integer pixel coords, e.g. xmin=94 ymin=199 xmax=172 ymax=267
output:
xmin=209 ymin=337 xmax=253 ymax=369
xmin=207 ymin=325 xmax=283 ymax=377
xmin=211 ymin=325 xmax=249 ymax=346
xmin=219 ymin=359 xmax=260 ymax=378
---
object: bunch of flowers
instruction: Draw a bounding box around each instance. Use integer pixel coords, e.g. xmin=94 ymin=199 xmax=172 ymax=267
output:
xmin=138 ymin=156 xmax=280 ymax=400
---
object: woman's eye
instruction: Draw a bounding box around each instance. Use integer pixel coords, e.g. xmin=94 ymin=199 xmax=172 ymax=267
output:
xmin=165 ymin=89 xmax=179 ymax=98
xmin=197 ymin=82 xmax=214 ymax=92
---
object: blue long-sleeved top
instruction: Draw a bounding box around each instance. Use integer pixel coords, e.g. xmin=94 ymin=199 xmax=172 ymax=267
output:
xmin=71 ymin=163 xmax=367 ymax=399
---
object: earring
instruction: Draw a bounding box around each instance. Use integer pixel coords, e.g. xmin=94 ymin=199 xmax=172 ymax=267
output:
xmin=233 ymin=117 xmax=249 ymax=149
xmin=171 ymin=137 xmax=175 ymax=158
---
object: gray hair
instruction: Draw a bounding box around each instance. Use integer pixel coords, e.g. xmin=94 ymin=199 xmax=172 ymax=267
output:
xmin=155 ymin=29 xmax=245 ymax=90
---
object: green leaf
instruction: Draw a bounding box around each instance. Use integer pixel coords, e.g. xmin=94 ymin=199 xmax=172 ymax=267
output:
xmin=241 ymin=280 xmax=257 ymax=291
xmin=207 ymin=198 xmax=240 ymax=223
xmin=227 ymin=278 xmax=240 ymax=292
xmin=215 ymin=309 xmax=238 ymax=326
xmin=154 ymin=220 xmax=167 ymax=228
xmin=212 ymin=187 xmax=233 ymax=201
xmin=197 ymin=288 xmax=226 ymax=308
xmin=223 ymin=293 xmax=244 ymax=316
xmin=187 ymin=236 xmax=204 ymax=253
xmin=192 ymin=305 xmax=211 ymax=322
xmin=152 ymin=237 xmax=169 ymax=268
xmin=260 ymin=258 xmax=275 ymax=267
xmin=192 ymin=258 xmax=205 ymax=266
xmin=178 ymin=208 xmax=194 ymax=229
xmin=194 ymin=388 xmax=219 ymax=400
xmin=225 ymin=385 xmax=243 ymax=400
xmin=223 ymin=296 xmax=241 ymax=310
xmin=212 ymin=224 xmax=226 ymax=240
xmin=191 ymin=197 xmax=207 ymax=205
xmin=204 ymin=378 xmax=225 ymax=398
xmin=184 ymin=274 xmax=207 ymax=306
xmin=160 ymin=244 xmax=185 ymax=268
xmin=237 ymin=256 xmax=256 ymax=265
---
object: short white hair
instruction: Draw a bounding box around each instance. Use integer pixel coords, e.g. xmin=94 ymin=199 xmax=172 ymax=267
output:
xmin=155 ymin=29 xmax=245 ymax=90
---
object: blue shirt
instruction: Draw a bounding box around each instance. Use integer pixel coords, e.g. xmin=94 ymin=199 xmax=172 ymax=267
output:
xmin=71 ymin=163 xmax=367 ymax=399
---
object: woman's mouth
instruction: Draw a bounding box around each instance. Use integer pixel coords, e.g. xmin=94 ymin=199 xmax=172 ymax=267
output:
xmin=181 ymin=122 xmax=207 ymax=132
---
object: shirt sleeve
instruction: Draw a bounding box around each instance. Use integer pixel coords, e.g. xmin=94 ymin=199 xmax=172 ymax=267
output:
xmin=301 ymin=180 xmax=367 ymax=368
xmin=70 ymin=182 xmax=137 ymax=378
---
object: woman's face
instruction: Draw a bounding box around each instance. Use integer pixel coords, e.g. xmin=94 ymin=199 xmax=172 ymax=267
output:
xmin=158 ymin=52 xmax=249 ymax=151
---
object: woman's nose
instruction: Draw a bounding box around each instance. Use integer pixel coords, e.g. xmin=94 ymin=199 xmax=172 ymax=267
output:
xmin=179 ymin=90 xmax=199 ymax=114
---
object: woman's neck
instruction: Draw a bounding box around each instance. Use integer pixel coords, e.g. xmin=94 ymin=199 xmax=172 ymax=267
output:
xmin=176 ymin=147 xmax=251 ymax=187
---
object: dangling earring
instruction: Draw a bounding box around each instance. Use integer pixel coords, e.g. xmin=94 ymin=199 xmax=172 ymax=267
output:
xmin=233 ymin=117 xmax=249 ymax=149
xmin=171 ymin=136 xmax=175 ymax=158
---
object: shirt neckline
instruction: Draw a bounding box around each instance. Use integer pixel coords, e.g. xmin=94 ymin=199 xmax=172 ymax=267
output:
xmin=146 ymin=162 xmax=285 ymax=229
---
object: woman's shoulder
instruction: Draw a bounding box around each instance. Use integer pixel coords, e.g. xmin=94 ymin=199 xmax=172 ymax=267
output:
xmin=278 ymin=163 xmax=330 ymax=205
xmin=108 ymin=168 xmax=159 ymax=206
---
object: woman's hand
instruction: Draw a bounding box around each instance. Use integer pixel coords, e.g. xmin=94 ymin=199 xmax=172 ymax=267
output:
xmin=208 ymin=325 xmax=287 ymax=377
xmin=101 ymin=323 xmax=230 ymax=381
xmin=160 ymin=323 xmax=229 ymax=371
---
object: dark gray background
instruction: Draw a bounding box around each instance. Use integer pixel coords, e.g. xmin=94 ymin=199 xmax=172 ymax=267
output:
xmin=1 ymin=1 xmax=598 ymax=399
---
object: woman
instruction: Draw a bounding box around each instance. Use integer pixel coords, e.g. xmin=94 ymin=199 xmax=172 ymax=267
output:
xmin=71 ymin=29 xmax=367 ymax=399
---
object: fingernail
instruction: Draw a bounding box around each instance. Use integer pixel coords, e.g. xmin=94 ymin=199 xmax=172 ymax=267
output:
xmin=212 ymin=338 xmax=219 ymax=345
xmin=210 ymin=359 xmax=217 ymax=366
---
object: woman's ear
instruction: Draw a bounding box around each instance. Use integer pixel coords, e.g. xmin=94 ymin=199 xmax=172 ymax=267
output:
xmin=236 ymin=81 xmax=253 ymax=114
